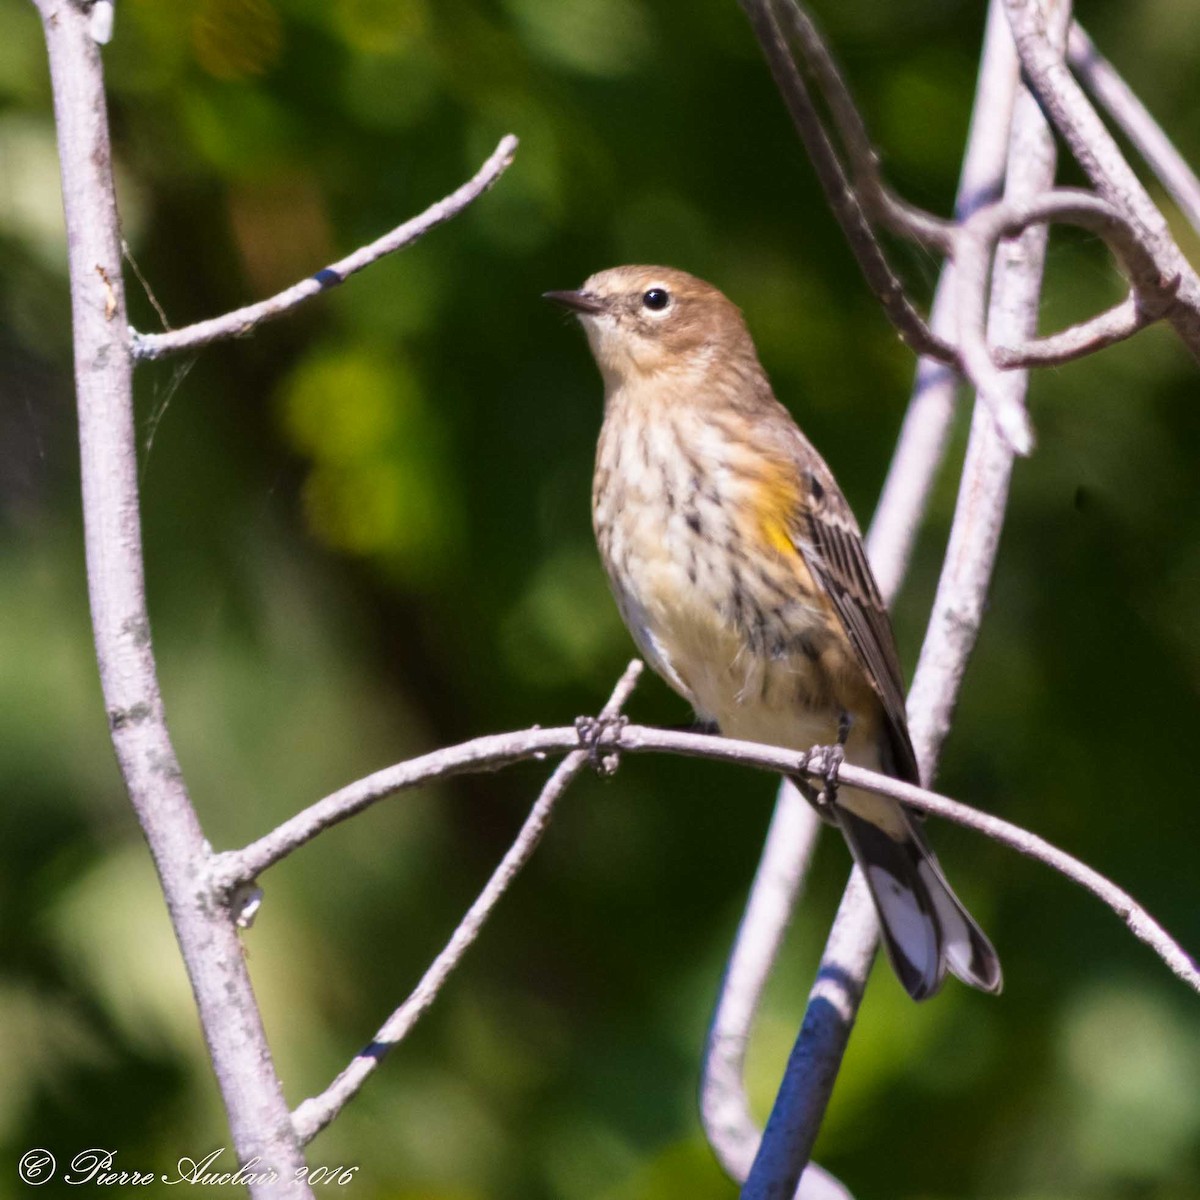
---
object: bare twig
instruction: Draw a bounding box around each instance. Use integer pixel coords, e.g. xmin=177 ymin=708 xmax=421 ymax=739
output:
xmin=768 ymin=0 xmax=955 ymax=251
xmin=1069 ymin=24 xmax=1200 ymax=240
xmin=743 ymin=5 xmax=1071 ymax=1195
xmin=740 ymin=870 xmax=878 ymax=1200
xmin=746 ymin=0 xmax=1200 ymax=463
xmin=291 ymin=661 xmax=643 ymax=1143
xmin=632 ymin=730 xmax=1199 ymax=992
xmin=740 ymin=0 xmax=1045 ymax=456
xmin=956 ymin=188 xmax=1176 ymax=402
xmin=1002 ymin=0 xmax=1200 ymax=356
xmin=131 ymin=135 xmax=518 ymax=361
xmin=992 ymin=294 xmax=1149 ymax=367
xmin=35 ymin=1 xmax=311 ymax=1192
xmin=868 ymin=0 xmax=1019 ymax=602
xmin=736 ymin=4 xmax=1016 ymax=1191
xmin=737 ymin=0 xmax=961 ymax=368
xmin=862 ymin=769 xmax=1200 ymax=993
xmin=909 ymin=0 xmax=1069 ymax=784
xmin=699 ymin=782 xmax=833 ymax=1192
xmin=700 ymin=20 xmax=1019 ymax=1178
xmin=212 ymin=714 xmax=1199 ymax=996
xmin=213 ymin=725 xmax=586 ymax=888
xmin=701 ymin=11 xmax=1018 ymax=1195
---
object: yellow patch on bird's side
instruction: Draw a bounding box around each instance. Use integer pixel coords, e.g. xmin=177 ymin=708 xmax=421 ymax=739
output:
xmin=761 ymin=514 xmax=796 ymax=559
xmin=744 ymin=468 xmax=835 ymax=623
xmin=751 ymin=470 xmax=803 ymax=560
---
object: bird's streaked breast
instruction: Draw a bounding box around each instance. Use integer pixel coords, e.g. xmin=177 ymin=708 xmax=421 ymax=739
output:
xmin=592 ymin=387 xmax=868 ymax=744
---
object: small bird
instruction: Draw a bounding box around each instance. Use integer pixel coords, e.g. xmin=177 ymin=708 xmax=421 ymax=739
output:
xmin=546 ymin=265 xmax=1001 ymax=1000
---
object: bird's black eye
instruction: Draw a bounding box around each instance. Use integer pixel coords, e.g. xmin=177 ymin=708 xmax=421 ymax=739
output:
xmin=642 ymin=287 xmax=670 ymax=311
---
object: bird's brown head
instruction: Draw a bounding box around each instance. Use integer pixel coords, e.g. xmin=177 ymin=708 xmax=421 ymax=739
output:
xmin=545 ymin=266 xmax=755 ymax=392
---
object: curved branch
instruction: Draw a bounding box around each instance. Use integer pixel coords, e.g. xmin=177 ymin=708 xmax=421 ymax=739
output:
xmin=624 ymin=728 xmax=1200 ymax=993
xmin=291 ymin=661 xmax=643 ymax=1144
xmin=131 ymin=135 xmax=519 ymax=361
xmin=865 ymin=767 xmax=1200 ymax=993
xmin=216 ymin=715 xmax=1200 ymax=996
xmin=1001 ymin=0 xmax=1200 ymax=357
xmin=993 ymin=294 xmax=1149 ymax=367
xmin=768 ymin=0 xmax=954 ymax=252
xmin=741 ymin=870 xmax=878 ymax=1199
xmin=956 ymin=188 xmax=1175 ymax=407
xmin=909 ymin=2 xmax=1068 ymax=784
xmin=737 ymin=0 xmax=960 ymax=368
xmin=703 ymin=17 xmax=1020 ymax=1176
xmin=212 ymin=723 xmax=582 ymax=889
xmin=707 ymin=10 xmax=1017 ymax=1196
xmin=739 ymin=13 xmax=1070 ymax=1190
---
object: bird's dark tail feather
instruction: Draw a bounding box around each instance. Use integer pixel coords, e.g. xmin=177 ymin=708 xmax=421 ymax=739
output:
xmin=831 ymin=802 xmax=1003 ymax=1001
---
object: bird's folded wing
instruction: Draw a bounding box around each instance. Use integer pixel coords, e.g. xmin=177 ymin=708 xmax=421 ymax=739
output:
xmin=791 ymin=463 xmax=921 ymax=784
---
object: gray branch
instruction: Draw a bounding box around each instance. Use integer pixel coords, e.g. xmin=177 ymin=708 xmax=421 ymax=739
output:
xmin=1001 ymin=0 xmax=1200 ymax=356
xmin=699 ymin=782 xmax=835 ymax=1196
xmin=741 ymin=0 xmax=1200 ymax=460
xmin=955 ymin=188 xmax=1175 ymax=412
xmin=993 ymin=294 xmax=1149 ymax=367
xmin=212 ymin=715 xmax=1199 ymax=996
xmin=701 ymin=9 xmax=1021 ymax=1192
xmin=35 ymin=0 xmax=311 ymax=1193
xmin=36 ymin=0 xmax=518 ymax=1186
xmin=910 ymin=0 xmax=1070 ymax=779
xmin=765 ymin=0 xmax=955 ymax=254
xmin=737 ymin=0 xmax=961 ymax=369
xmin=132 ymin=135 xmax=518 ymax=361
xmin=742 ymin=2 xmax=1072 ymax=1196
xmin=1068 ymin=24 xmax=1200 ymax=238
xmin=290 ymin=660 xmax=644 ymax=1143
xmin=867 ymin=0 xmax=1018 ymax=606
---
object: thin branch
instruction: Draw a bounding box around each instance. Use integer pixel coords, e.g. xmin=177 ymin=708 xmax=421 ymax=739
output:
xmin=864 ymin=768 xmax=1200 ymax=993
xmin=212 ymin=724 xmax=586 ymax=889
xmin=744 ymin=6 xmax=1072 ymax=1195
xmin=956 ymin=189 xmax=1175 ymax=402
xmin=737 ymin=0 xmax=961 ymax=368
xmin=131 ymin=135 xmax=519 ymax=361
xmin=37 ymin=1 xmax=311 ymax=1192
xmin=214 ymin=725 xmax=867 ymax=892
xmin=910 ymin=0 xmax=1069 ymax=785
xmin=1001 ymin=0 xmax=1200 ymax=357
xmin=627 ymin=729 xmax=1199 ymax=992
xmin=992 ymin=294 xmax=1149 ymax=367
xmin=700 ymin=17 xmax=1019 ymax=1177
xmin=741 ymin=870 xmax=877 ymax=1200
xmin=699 ymin=782 xmax=837 ymax=1194
xmin=768 ymin=0 xmax=955 ymax=252
xmin=741 ymin=0 xmax=1046 ymax=456
xmin=291 ymin=661 xmax=644 ymax=1144
xmin=214 ymin=714 xmax=1199 ymax=995
xmin=867 ymin=0 xmax=1019 ymax=602
xmin=1069 ymin=24 xmax=1200 ymax=240
xmin=749 ymin=2 xmax=1200 ymax=464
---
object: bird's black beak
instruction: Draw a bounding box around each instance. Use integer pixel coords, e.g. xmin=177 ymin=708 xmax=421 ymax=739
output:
xmin=543 ymin=289 xmax=607 ymax=315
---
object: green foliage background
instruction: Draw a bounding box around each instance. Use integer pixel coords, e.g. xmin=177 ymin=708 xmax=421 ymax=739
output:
xmin=2 ymin=0 xmax=1200 ymax=1196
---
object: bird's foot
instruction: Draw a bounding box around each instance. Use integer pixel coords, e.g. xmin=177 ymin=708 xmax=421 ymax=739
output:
xmin=575 ymin=713 xmax=628 ymax=777
xmin=805 ymin=742 xmax=845 ymax=811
